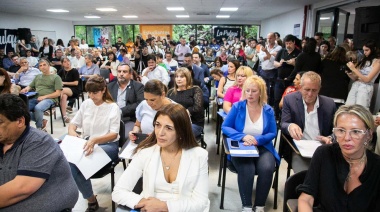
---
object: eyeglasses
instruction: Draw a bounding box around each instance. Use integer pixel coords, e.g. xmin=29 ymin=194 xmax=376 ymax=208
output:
xmin=332 ymin=128 xmax=368 ymax=140
xmin=236 ymin=74 xmax=247 ymax=78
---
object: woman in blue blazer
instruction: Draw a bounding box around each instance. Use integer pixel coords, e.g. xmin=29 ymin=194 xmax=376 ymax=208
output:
xmin=222 ymin=75 xmax=280 ymax=212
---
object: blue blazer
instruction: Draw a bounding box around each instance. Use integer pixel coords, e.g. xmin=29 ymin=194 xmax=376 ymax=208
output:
xmin=222 ymin=100 xmax=280 ymax=165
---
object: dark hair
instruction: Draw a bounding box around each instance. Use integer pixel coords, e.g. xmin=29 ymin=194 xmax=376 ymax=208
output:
xmin=325 ymin=46 xmax=346 ymax=63
xmin=85 ymin=75 xmax=114 ymax=103
xmin=147 ymin=54 xmax=156 ymax=62
xmin=56 ymin=39 xmax=65 ymax=47
xmin=214 ymin=56 xmax=223 ymax=67
xmin=107 ymin=52 xmax=116 ymax=62
xmin=144 ymin=79 xmax=167 ymax=96
xmin=0 ymin=94 xmax=30 ymax=125
xmin=303 ymin=38 xmax=317 ymax=54
xmin=134 ymin=103 xmax=199 ymax=153
xmin=210 ymin=68 xmax=223 ymax=77
xmin=228 ymin=59 xmax=240 ymax=72
xmin=0 ymin=68 xmax=11 ymax=94
xmin=119 ymin=49 xmax=127 ymax=54
xmin=283 ymin=34 xmax=295 ymax=43
xmin=320 ymin=40 xmax=330 ymax=52
xmin=274 ymin=32 xmax=281 ymax=38
xmin=155 ymin=53 xmax=163 ymax=59
xmin=315 ymin=32 xmax=324 ymax=38
xmin=357 ymin=39 xmax=378 ymax=69
xmin=184 ymin=53 xmax=192 ymax=58
xmin=250 ymin=38 xmax=258 ymax=44
xmin=11 ymin=55 xmax=18 ymax=59
xmin=117 ymin=62 xmax=132 ymax=73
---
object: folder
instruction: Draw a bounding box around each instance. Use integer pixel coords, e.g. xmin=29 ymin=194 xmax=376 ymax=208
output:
xmin=60 ymin=135 xmax=112 ymax=179
xmin=293 ymin=140 xmax=322 ymax=158
xmin=226 ymin=138 xmax=259 ymax=157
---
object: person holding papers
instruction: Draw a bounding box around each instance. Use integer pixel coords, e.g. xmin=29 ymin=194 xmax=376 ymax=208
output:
xmin=281 ymin=71 xmax=336 ymax=173
xmin=113 ymin=104 xmax=209 ymax=211
xmin=68 ymin=75 xmax=121 ymax=212
xmin=298 ymin=104 xmax=380 ymax=211
xmin=222 ymin=76 xmax=280 ymax=212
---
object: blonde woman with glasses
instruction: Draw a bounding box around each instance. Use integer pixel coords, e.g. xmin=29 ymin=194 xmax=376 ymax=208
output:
xmin=298 ymin=104 xmax=380 ymax=211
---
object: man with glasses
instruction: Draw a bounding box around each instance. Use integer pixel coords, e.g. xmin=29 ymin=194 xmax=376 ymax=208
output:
xmin=281 ymin=71 xmax=336 ymax=172
xmin=108 ymin=63 xmax=144 ymax=136
xmin=13 ymin=57 xmax=41 ymax=88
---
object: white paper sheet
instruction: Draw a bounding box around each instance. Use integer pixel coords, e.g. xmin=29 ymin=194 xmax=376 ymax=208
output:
xmin=293 ymin=140 xmax=322 ymax=158
xmin=119 ymin=141 xmax=138 ymax=159
xmin=60 ymin=135 xmax=112 ymax=179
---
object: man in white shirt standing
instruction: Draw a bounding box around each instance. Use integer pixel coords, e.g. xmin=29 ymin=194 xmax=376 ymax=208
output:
xmin=140 ymin=54 xmax=170 ymax=86
xmin=174 ymin=37 xmax=191 ymax=65
xmin=258 ymin=32 xmax=282 ymax=106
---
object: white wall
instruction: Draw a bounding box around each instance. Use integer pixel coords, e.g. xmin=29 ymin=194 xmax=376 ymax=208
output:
xmin=0 ymin=12 xmax=74 ymax=46
xmin=260 ymin=8 xmax=304 ymax=39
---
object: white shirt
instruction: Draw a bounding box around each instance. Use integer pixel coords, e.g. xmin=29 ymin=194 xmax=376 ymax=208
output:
xmin=163 ymin=59 xmax=179 ymax=69
xmin=26 ymin=56 xmax=38 ymax=67
xmin=141 ymin=65 xmax=170 ymax=86
xmin=258 ymin=44 xmax=282 ymax=70
xmin=243 ymin=107 xmax=264 ymax=136
xmin=79 ymin=44 xmax=89 ymax=49
xmin=70 ymin=56 xmax=86 ymax=69
xmin=302 ymin=97 xmax=320 ymax=140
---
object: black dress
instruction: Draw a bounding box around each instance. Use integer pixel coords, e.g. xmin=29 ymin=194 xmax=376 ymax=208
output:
xmin=57 ymin=68 xmax=80 ymax=97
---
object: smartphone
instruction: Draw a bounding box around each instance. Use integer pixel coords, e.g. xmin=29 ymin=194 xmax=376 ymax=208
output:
xmin=133 ymin=133 xmax=148 ymax=144
xmin=230 ymin=140 xmax=240 ymax=148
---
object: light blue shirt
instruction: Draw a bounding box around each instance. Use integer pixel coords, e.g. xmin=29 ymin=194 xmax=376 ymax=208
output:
xmin=78 ymin=63 xmax=100 ymax=76
xmin=15 ymin=67 xmax=41 ymax=87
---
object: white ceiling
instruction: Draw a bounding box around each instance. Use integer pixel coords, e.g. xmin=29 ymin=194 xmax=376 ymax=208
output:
xmin=0 ymin=0 xmax=327 ymax=24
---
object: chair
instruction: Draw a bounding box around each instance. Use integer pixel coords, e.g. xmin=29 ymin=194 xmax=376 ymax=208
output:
xmin=100 ymin=69 xmax=110 ymax=82
xmin=204 ymin=101 xmax=210 ymax=124
xmin=90 ymin=120 xmax=126 ymax=212
xmin=196 ymin=130 xmax=207 ymax=149
xmin=283 ymin=170 xmax=307 ymax=212
xmin=217 ymin=135 xmax=279 ymax=210
xmin=278 ymin=132 xmax=300 ymax=179
xmin=45 ymin=97 xmax=66 ymax=134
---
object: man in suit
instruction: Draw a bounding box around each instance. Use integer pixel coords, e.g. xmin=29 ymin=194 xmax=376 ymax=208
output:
xmin=182 ymin=53 xmax=205 ymax=86
xmin=108 ymin=63 xmax=144 ymax=136
xmin=281 ymin=71 xmax=336 ymax=172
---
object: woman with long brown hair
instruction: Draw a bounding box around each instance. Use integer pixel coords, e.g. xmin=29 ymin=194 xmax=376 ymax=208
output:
xmin=68 ymin=75 xmax=121 ymax=211
xmin=113 ymin=103 xmax=209 ymax=211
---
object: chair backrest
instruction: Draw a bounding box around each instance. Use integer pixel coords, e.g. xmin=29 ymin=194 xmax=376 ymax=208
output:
xmin=283 ymin=170 xmax=307 ymax=212
xmin=370 ymin=83 xmax=380 ymax=114
xmin=119 ymin=120 xmax=126 ymax=148
xmin=100 ymin=69 xmax=110 ymax=80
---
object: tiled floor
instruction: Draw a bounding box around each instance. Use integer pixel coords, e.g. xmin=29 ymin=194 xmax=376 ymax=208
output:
xmin=47 ymin=99 xmax=290 ymax=212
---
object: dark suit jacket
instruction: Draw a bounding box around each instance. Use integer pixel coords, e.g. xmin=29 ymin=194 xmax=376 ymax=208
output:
xmin=281 ymin=91 xmax=336 ymax=137
xmin=108 ymin=80 xmax=144 ymax=122
xmin=192 ymin=64 xmax=205 ymax=86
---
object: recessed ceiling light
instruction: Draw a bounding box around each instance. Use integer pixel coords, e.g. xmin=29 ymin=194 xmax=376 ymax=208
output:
xmin=320 ymin=17 xmax=330 ymax=20
xmin=167 ymin=7 xmax=185 ymax=11
xmin=216 ymin=15 xmax=230 ymax=18
xmin=176 ymin=15 xmax=189 ymax=18
xmin=96 ymin=8 xmax=117 ymax=12
xmin=220 ymin=7 xmax=238 ymax=11
xmin=46 ymin=9 xmax=69 ymax=13
xmin=123 ymin=15 xmax=138 ymax=18
xmin=84 ymin=16 xmax=101 ymax=19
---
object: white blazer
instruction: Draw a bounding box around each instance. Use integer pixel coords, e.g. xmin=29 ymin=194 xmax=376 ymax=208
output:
xmin=112 ymin=144 xmax=210 ymax=212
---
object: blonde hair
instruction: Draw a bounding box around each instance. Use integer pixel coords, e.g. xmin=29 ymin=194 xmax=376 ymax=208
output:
xmin=171 ymin=67 xmax=193 ymax=95
xmin=242 ymin=75 xmax=267 ymax=107
xmin=300 ymin=71 xmax=321 ymax=87
xmin=234 ymin=66 xmax=254 ymax=86
xmin=334 ymin=104 xmax=375 ymax=132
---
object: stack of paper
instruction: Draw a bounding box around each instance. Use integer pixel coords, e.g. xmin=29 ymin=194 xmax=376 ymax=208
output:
xmin=119 ymin=141 xmax=138 ymax=159
xmin=293 ymin=140 xmax=322 ymax=158
xmin=60 ymin=135 xmax=112 ymax=179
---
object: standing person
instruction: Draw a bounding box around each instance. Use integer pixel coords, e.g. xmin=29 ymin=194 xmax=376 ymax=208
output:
xmin=58 ymin=58 xmax=80 ymax=123
xmin=167 ymin=67 xmax=204 ymax=137
xmin=0 ymin=94 xmax=79 ymax=211
xmin=245 ymin=39 xmax=259 ymax=69
xmin=68 ymin=75 xmax=121 ymax=212
xmin=113 ymin=104 xmax=209 ymax=212
xmin=20 ymin=59 xmax=63 ymax=131
xmin=298 ymin=104 xmax=380 ymax=211
xmin=29 ymin=35 xmax=39 ymax=57
xmin=115 ymin=37 xmax=126 ymax=51
xmin=222 ymin=76 xmax=280 ymax=212
xmin=174 ymin=37 xmax=191 ymax=64
xmin=345 ymin=39 xmax=380 ymax=109
xmin=17 ymin=39 xmax=30 ymax=57
xmin=38 ymin=37 xmax=54 ymax=61
xmin=79 ymin=39 xmax=89 ymax=50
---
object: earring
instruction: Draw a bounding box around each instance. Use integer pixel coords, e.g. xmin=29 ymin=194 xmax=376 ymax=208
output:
xmin=364 ymin=141 xmax=368 ymax=146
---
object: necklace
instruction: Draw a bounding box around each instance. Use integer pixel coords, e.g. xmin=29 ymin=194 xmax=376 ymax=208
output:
xmin=161 ymin=149 xmax=181 ymax=170
xmin=343 ymin=151 xmax=367 ymax=183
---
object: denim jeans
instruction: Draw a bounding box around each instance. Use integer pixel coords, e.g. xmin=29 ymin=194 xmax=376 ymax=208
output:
xmin=28 ymin=98 xmax=55 ymax=128
xmin=192 ymin=124 xmax=204 ymax=138
xmin=70 ymin=141 xmax=119 ymax=199
xmin=231 ymin=146 xmax=276 ymax=207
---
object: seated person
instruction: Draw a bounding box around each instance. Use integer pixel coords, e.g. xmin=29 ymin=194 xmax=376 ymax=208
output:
xmin=217 ymin=59 xmax=238 ymax=99
xmin=20 ymin=59 xmax=63 ymax=131
xmin=100 ymin=51 xmax=120 ymax=81
xmin=68 ymin=75 xmax=121 ymax=211
xmin=112 ymin=104 xmax=210 ymax=211
xmin=7 ymin=55 xmax=20 ymax=75
xmin=79 ymin=54 xmax=100 ymax=80
xmin=140 ymin=54 xmax=170 ymax=86
xmin=0 ymin=94 xmax=78 ymax=211
xmin=167 ymin=67 xmax=204 ymax=137
xmin=108 ymin=63 xmax=144 ymax=136
xmin=13 ymin=57 xmax=41 ymax=88
xmin=0 ymin=68 xmax=20 ymax=94
xmin=58 ymin=58 xmax=80 ymax=123
xmin=281 ymin=71 xmax=336 ymax=173
xmin=222 ymin=76 xmax=280 ymax=212
xmin=26 ymin=49 xmax=38 ymax=67
xmin=279 ymin=72 xmax=304 ymax=109
xmin=298 ymin=104 xmax=380 ymax=211
xmin=223 ymin=66 xmax=254 ymax=113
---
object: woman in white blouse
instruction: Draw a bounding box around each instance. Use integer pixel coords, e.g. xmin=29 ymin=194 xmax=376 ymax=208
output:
xmin=113 ymin=103 xmax=209 ymax=212
xmin=100 ymin=51 xmax=120 ymax=81
xmin=68 ymin=75 xmax=121 ymax=211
